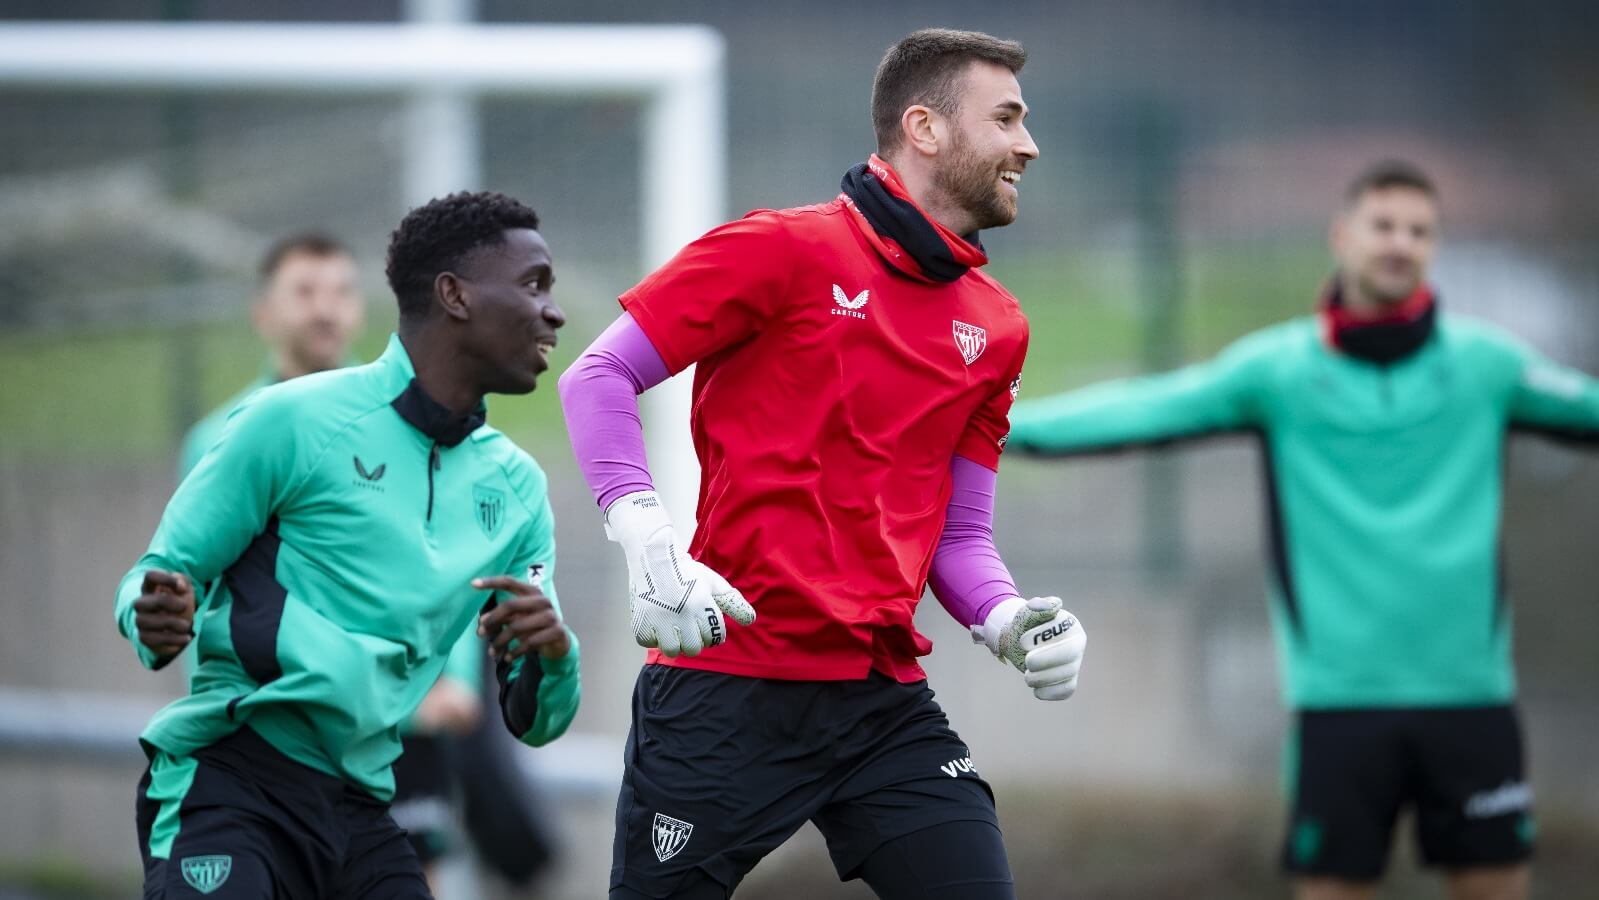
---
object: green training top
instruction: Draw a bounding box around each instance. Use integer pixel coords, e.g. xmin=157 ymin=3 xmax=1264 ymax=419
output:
xmin=116 ymin=334 xmax=581 ymax=799
xmin=178 ymin=356 xmax=360 ymax=481
xmin=178 ymin=369 xmax=275 ymax=482
xmin=176 ymin=361 xmax=485 ymax=732
xmin=1010 ymin=314 xmax=1599 ymax=710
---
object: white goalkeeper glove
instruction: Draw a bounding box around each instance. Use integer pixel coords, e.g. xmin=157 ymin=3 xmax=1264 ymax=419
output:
xmin=604 ymin=490 xmax=755 ymax=657
xmin=972 ymin=596 xmax=1086 ymax=701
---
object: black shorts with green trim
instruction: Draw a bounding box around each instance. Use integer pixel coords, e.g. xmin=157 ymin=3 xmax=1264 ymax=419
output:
xmin=1282 ymin=705 xmax=1535 ymax=880
xmin=135 ymin=726 xmax=432 ymax=899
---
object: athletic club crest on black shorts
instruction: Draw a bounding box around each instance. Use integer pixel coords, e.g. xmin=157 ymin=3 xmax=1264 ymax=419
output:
xmin=473 ymin=484 xmax=506 ymax=538
xmin=953 ymin=320 xmax=987 ymax=365
xmin=180 ymin=855 xmax=232 ymax=894
xmin=652 ymin=812 xmax=694 ymax=862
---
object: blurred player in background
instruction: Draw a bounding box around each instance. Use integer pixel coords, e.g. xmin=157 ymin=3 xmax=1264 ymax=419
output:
xmin=117 ymin=192 xmax=580 ymax=899
xmin=1010 ymin=160 xmax=1599 ymax=900
xmin=561 ymin=28 xmax=1085 ymax=900
xmin=178 ymin=232 xmax=362 ymax=478
xmin=389 ymin=619 xmax=486 ymax=892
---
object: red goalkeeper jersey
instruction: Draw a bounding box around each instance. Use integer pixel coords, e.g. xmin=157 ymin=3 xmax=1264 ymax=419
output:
xmin=621 ymin=169 xmax=1028 ymax=682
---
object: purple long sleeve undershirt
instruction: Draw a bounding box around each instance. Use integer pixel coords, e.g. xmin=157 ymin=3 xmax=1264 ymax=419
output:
xmin=928 ymin=456 xmax=1023 ymax=628
xmin=558 ymin=313 xmax=1020 ymax=628
xmin=556 ymin=313 xmax=669 ymax=511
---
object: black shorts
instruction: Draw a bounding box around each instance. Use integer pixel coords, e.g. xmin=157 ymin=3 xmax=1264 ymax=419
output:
xmin=134 ymin=726 xmax=431 ymax=899
xmin=611 ymin=666 xmax=1003 ymax=898
xmin=390 ymin=734 xmax=456 ymax=866
xmin=1283 ymin=705 xmax=1535 ymax=880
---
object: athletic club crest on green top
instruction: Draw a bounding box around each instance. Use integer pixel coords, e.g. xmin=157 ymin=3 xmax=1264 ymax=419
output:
xmin=180 ymin=855 xmax=232 ymax=894
xmin=473 ymin=484 xmax=507 ymax=538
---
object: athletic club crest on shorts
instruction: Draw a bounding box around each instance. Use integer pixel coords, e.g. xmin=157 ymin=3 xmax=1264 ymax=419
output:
xmin=652 ymin=812 xmax=694 ymax=862
xmin=473 ymin=484 xmax=506 ymax=538
xmin=180 ymin=855 xmax=232 ymax=894
xmin=953 ymin=321 xmax=987 ymax=365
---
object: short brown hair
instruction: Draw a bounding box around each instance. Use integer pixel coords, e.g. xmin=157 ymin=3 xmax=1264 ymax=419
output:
xmin=1345 ymin=159 xmax=1437 ymax=205
xmin=872 ymin=28 xmax=1026 ymax=155
xmin=258 ymin=231 xmax=350 ymax=282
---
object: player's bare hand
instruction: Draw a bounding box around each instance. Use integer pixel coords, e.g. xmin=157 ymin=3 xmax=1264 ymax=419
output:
xmin=133 ymin=569 xmax=196 ymax=660
xmin=412 ymin=678 xmax=483 ymax=734
xmin=474 ymin=575 xmax=571 ymax=662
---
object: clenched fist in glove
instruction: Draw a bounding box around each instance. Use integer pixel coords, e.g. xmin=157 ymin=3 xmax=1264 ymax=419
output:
xmin=605 ymin=490 xmax=756 ymax=657
xmin=972 ymin=596 xmax=1086 ymax=700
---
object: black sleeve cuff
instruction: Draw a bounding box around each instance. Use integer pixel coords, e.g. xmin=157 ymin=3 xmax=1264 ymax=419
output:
xmin=496 ymin=654 xmax=545 ymax=739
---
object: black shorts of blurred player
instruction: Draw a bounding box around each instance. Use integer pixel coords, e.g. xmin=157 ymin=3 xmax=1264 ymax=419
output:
xmin=390 ymin=734 xmax=459 ymax=871
xmin=1283 ymin=705 xmax=1534 ymax=883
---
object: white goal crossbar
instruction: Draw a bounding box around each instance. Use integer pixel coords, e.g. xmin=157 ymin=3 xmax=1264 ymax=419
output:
xmin=0 ymin=20 xmax=716 ymax=522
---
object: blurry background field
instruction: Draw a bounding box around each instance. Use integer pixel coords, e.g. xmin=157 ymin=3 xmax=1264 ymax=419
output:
xmin=3 ymin=1 xmax=1599 ymax=898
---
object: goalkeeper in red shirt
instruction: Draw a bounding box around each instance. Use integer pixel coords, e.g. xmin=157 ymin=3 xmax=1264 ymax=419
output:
xmin=560 ymin=28 xmax=1086 ymax=900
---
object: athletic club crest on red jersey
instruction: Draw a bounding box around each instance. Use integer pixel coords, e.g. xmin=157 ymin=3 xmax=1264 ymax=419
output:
xmin=952 ymin=321 xmax=987 ymax=365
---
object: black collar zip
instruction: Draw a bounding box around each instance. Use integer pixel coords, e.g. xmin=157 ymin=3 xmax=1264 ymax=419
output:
xmin=390 ymin=378 xmax=486 ymax=522
xmin=426 ymin=443 xmax=442 ymax=522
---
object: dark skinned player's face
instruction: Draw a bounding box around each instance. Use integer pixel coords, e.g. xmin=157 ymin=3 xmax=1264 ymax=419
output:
xmin=456 ymin=228 xmax=565 ymax=394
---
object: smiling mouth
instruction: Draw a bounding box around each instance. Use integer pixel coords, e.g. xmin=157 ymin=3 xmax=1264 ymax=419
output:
xmin=535 ymin=340 xmax=556 ymax=364
xmin=999 ymin=170 xmax=1021 ymax=186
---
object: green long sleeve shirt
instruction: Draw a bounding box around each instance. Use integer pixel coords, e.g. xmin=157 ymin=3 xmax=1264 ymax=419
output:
xmin=116 ymin=333 xmax=580 ymax=799
xmin=178 ymin=370 xmax=276 ymax=483
xmin=1011 ymin=314 xmax=1599 ymax=709
xmin=177 ymin=358 xmax=483 ymax=730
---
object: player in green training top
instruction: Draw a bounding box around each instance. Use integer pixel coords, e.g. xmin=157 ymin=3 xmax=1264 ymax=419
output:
xmin=176 ymin=231 xmax=492 ymax=891
xmin=116 ymin=191 xmax=580 ymax=900
xmin=1009 ymin=161 xmax=1599 ymax=900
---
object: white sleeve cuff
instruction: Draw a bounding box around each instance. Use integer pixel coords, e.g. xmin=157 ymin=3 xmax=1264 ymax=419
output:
xmin=603 ymin=490 xmax=672 ymax=544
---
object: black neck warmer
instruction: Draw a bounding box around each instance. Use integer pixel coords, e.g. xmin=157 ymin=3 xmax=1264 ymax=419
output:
xmin=840 ymin=162 xmax=981 ymax=283
xmin=1323 ymin=284 xmax=1438 ymax=365
xmin=390 ymin=379 xmax=486 ymax=447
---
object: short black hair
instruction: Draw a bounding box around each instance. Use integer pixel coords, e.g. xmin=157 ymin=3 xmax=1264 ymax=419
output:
xmin=385 ymin=191 xmax=541 ymax=322
xmin=258 ymin=232 xmax=350 ymax=282
xmin=1345 ymin=159 xmax=1437 ymax=205
xmin=872 ymin=28 xmax=1027 ymax=156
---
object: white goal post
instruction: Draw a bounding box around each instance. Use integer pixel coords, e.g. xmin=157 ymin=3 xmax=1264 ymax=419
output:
xmin=0 ymin=20 xmax=720 ymax=528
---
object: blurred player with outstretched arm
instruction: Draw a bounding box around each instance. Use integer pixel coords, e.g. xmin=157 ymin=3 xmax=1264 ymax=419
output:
xmin=1010 ymin=161 xmax=1599 ymax=900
